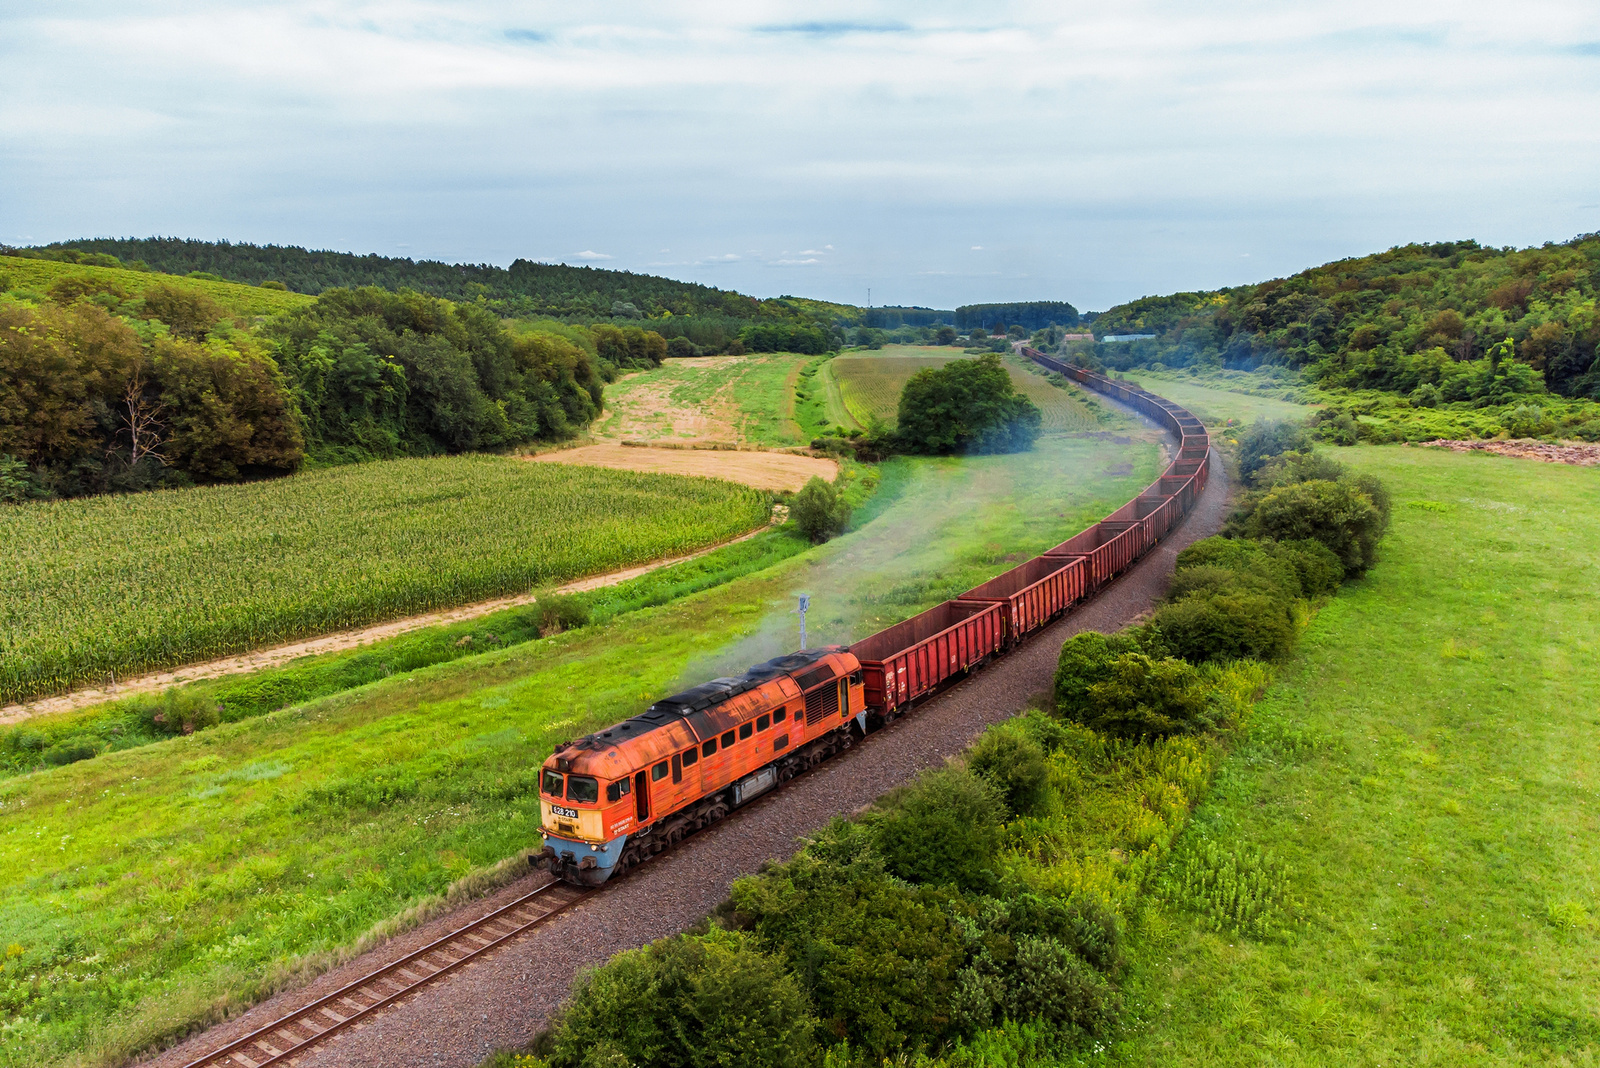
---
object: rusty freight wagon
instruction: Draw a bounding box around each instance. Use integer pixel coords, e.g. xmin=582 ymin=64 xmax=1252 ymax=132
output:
xmin=850 ymin=599 xmax=1004 ymax=718
xmin=959 ymin=554 xmax=1088 ymax=647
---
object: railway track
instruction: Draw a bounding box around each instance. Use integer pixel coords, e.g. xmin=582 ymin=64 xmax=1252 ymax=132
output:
xmin=181 ymin=881 xmax=592 ymax=1068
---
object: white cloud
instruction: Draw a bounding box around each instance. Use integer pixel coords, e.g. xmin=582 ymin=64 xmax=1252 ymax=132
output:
xmin=770 ymin=257 xmax=820 ymax=265
xmin=2 ymin=2 xmax=1596 ymax=307
xmin=574 ymin=250 xmax=612 ymax=260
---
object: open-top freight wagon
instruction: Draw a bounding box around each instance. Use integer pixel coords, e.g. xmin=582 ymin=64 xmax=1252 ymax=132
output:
xmin=534 ymin=352 xmax=1212 ymax=885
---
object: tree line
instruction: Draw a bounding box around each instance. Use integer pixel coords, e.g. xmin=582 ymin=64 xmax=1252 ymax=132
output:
xmin=0 ymin=268 xmax=670 ymax=500
xmin=1080 ymin=235 xmax=1600 ymax=400
xmin=10 ymin=239 xmax=837 ymax=330
xmin=955 ymin=301 xmax=1080 ymax=332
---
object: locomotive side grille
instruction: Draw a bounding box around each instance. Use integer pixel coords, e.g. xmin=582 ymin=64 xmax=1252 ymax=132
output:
xmin=804 ymin=684 xmax=839 ymax=725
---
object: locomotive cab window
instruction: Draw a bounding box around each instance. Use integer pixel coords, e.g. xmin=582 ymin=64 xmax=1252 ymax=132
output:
xmin=739 ymin=723 xmax=753 ymax=740
xmin=605 ymin=778 xmax=630 ymax=803
xmin=721 ymin=730 xmax=735 ymax=748
xmin=541 ymin=770 xmax=564 ymax=797
xmin=702 ymin=739 xmax=717 ymax=758
xmin=567 ymin=776 xmax=599 ymax=804
xmin=652 ymin=761 xmax=669 ymax=781
xmin=756 ymin=714 xmax=770 ymax=732
xmin=682 ymin=747 xmax=698 ymax=767
xmin=774 ymin=708 xmax=786 ymax=723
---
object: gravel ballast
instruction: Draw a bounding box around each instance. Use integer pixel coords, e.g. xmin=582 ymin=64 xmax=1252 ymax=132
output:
xmin=147 ymin=442 xmax=1229 ymax=1068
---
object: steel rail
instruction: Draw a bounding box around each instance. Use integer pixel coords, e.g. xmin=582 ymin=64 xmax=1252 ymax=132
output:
xmin=181 ymin=880 xmax=591 ymax=1068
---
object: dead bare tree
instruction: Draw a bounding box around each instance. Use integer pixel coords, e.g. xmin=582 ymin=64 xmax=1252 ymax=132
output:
xmin=122 ymin=376 xmax=167 ymax=467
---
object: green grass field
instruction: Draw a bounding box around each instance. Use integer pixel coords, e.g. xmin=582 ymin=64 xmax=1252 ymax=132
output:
xmin=1104 ymin=445 xmax=1600 ymax=1067
xmin=1118 ymin=371 xmax=1316 ymax=428
xmin=593 ymin=353 xmax=809 ymax=445
xmin=0 ymin=457 xmax=770 ymax=704
xmin=0 ymin=255 xmax=312 ymax=318
xmin=832 ymin=346 xmax=1099 ymax=432
xmin=0 ymin=434 xmax=1159 ymax=1068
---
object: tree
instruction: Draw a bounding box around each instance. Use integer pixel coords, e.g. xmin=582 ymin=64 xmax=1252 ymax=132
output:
xmin=0 ymin=302 xmax=142 ymax=468
xmin=153 ymin=337 xmax=304 ymax=480
xmin=895 ymin=353 xmax=1042 ymax=455
xmin=789 ymin=476 xmax=850 ymax=542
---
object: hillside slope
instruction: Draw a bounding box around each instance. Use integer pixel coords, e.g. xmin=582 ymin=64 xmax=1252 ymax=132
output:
xmin=1088 ymin=235 xmax=1600 ymax=399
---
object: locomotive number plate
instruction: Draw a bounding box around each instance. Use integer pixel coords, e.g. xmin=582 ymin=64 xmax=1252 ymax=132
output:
xmin=551 ymin=804 xmax=579 ymax=819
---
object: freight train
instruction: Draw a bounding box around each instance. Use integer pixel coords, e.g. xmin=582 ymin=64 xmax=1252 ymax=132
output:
xmin=534 ymin=353 xmax=1211 ymax=885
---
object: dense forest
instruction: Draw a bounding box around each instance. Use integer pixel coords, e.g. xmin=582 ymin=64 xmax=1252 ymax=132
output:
xmin=12 ymin=238 xmax=833 ymax=327
xmin=1083 ymin=236 xmax=1600 ymax=400
xmin=955 ymin=301 xmax=1080 ymax=332
xmin=0 ymin=259 xmax=636 ymax=500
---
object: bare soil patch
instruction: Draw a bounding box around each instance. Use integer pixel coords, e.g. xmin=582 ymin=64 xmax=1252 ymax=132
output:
xmin=526 ymin=443 xmax=837 ymax=491
xmin=1417 ymin=438 xmax=1600 ymax=465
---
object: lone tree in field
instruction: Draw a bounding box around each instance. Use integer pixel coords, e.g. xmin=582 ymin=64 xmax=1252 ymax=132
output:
xmin=895 ymin=353 xmax=1043 ymax=455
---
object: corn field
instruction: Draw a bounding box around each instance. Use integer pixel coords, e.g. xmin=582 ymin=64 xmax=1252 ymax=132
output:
xmin=832 ymin=353 xmax=1098 ymax=432
xmin=0 ymin=455 xmax=770 ymax=704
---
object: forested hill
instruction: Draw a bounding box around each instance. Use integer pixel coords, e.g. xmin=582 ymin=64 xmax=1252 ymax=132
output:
xmin=1086 ymin=235 xmax=1600 ymax=398
xmin=16 ymin=237 xmax=773 ymax=320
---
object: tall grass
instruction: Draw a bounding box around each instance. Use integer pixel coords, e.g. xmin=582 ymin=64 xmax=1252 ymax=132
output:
xmin=0 ymin=455 xmax=769 ymax=703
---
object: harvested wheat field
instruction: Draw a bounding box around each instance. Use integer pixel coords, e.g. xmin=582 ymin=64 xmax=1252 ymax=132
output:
xmin=528 ymin=443 xmax=837 ymax=491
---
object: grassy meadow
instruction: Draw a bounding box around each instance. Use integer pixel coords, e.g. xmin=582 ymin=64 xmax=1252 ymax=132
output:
xmin=1104 ymin=445 xmax=1600 ymax=1067
xmin=0 ymin=255 xmax=311 ymax=318
xmin=0 ymin=432 xmax=1159 ymax=1067
xmin=1 ymin=457 xmax=770 ymax=704
xmin=1118 ymin=370 xmax=1316 ymax=428
xmin=832 ymin=346 xmax=1100 ymax=432
xmin=592 ymin=353 xmax=810 ymax=446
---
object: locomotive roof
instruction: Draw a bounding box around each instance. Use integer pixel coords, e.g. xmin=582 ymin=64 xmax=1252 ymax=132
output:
xmin=556 ymin=647 xmax=848 ymax=756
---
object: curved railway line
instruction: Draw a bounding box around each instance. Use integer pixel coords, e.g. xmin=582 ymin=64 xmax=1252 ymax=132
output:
xmin=170 ymin=356 xmax=1214 ymax=1068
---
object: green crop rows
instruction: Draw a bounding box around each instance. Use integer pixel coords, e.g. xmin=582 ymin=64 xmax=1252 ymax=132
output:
xmin=0 ymin=456 xmax=770 ymax=704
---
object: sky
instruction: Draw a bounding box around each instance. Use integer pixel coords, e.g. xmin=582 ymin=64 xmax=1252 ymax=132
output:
xmin=2 ymin=1 xmax=1597 ymax=311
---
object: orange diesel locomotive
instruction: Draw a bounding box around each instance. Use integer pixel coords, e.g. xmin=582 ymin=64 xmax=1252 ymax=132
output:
xmin=537 ymin=648 xmax=864 ymax=884
xmin=536 ymin=353 xmax=1213 ymax=886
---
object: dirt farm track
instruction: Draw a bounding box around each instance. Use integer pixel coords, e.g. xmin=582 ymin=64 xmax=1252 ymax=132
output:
xmin=526 ymin=442 xmax=838 ymax=491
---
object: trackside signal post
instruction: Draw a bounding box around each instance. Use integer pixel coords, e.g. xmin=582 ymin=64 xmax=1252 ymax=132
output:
xmin=797 ymin=594 xmax=810 ymax=650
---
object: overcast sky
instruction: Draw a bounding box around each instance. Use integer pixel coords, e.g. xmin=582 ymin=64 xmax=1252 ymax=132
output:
xmin=2 ymin=2 xmax=1596 ymax=310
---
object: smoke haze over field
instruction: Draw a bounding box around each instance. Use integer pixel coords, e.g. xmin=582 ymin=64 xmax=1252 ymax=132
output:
xmin=2 ymin=1 xmax=1597 ymax=309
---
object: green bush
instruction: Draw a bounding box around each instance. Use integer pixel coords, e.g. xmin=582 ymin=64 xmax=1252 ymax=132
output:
xmin=1251 ymin=449 xmax=1348 ymax=488
xmin=967 ymin=727 xmax=1051 ymax=818
xmin=41 ymin=741 xmax=98 ymax=767
xmin=1006 ymin=935 xmax=1117 ymax=1034
xmin=875 ymin=766 xmax=1006 ymax=893
xmin=1151 ymin=592 xmax=1297 ymax=664
xmin=545 ymin=928 xmax=814 ymax=1068
xmin=1269 ymin=539 xmax=1344 ymax=599
xmin=1235 ymin=420 xmax=1312 ymax=482
xmin=1310 ymin=409 xmax=1359 ymax=445
xmin=1056 ymin=634 xmax=1216 ymax=738
xmin=731 ymin=855 xmax=966 ymax=1057
xmin=789 ymin=476 xmax=851 ymax=543
xmin=130 ymin=689 xmax=222 ymax=736
xmin=1052 ymin=630 xmax=1145 ymax=716
xmin=533 ymin=594 xmax=591 ymax=636
xmin=1231 ymin=478 xmax=1387 ymax=575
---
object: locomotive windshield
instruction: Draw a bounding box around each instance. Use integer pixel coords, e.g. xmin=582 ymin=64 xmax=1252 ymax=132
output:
xmin=541 ymin=769 xmax=564 ymax=796
xmin=566 ymin=775 xmax=600 ymax=804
